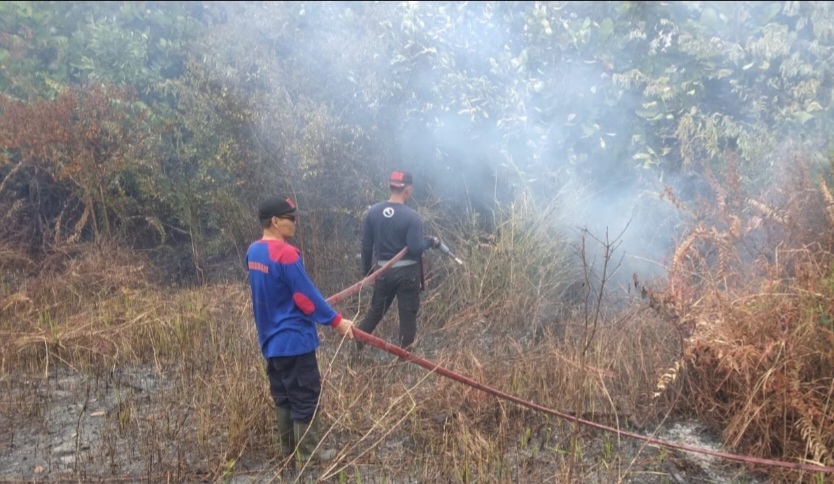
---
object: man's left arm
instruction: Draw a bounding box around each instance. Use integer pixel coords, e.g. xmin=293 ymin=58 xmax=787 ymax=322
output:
xmin=407 ymin=215 xmax=433 ymax=256
xmin=361 ymin=212 xmax=375 ymax=276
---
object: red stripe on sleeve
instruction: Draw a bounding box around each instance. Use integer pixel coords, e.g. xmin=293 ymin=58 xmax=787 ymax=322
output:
xmin=293 ymin=292 xmax=315 ymax=315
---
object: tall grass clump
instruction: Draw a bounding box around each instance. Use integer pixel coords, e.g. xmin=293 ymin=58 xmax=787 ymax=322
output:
xmin=648 ymin=154 xmax=834 ymax=481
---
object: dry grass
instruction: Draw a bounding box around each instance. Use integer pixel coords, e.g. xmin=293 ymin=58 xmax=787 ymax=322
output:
xmin=646 ymin=154 xmax=834 ymax=482
xmin=1 ymin=183 xmax=786 ymax=482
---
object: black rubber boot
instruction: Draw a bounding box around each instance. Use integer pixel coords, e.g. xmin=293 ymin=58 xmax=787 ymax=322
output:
xmin=275 ymin=406 xmax=294 ymax=455
xmin=293 ymin=418 xmax=337 ymax=463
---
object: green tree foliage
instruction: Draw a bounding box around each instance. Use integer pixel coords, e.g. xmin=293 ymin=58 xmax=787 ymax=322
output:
xmin=610 ymin=2 xmax=834 ymax=177
xmin=0 ymin=1 xmax=209 ymax=99
xmin=3 ymin=1 xmax=834 ymax=272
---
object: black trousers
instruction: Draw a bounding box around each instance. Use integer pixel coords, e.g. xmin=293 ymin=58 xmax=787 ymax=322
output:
xmin=266 ymin=350 xmax=320 ymax=423
xmin=358 ymin=263 xmax=421 ymax=348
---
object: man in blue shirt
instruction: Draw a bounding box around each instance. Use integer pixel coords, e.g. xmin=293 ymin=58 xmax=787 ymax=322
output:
xmin=246 ymin=194 xmax=354 ymax=463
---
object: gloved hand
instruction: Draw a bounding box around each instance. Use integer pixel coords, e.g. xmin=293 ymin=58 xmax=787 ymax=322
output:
xmin=425 ymin=236 xmax=441 ymax=249
xmin=334 ymin=318 xmax=355 ymax=340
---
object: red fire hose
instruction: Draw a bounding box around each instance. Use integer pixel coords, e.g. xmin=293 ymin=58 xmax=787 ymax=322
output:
xmin=326 ymin=249 xmax=834 ymax=474
xmin=327 ymin=247 xmax=409 ymax=305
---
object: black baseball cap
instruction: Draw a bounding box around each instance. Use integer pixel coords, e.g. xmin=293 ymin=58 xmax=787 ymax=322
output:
xmin=389 ymin=170 xmax=413 ymax=188
xmin=258 ymin=195 xmax=307 ymax=219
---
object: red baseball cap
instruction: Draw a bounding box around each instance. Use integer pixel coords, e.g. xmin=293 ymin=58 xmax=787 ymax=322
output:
xmin=389 ymin=170 xmax=413 ymax=188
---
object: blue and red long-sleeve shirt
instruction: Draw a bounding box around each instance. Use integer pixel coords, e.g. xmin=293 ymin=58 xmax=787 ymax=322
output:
xmin=246 ymin=239 xmax=342 ymax=358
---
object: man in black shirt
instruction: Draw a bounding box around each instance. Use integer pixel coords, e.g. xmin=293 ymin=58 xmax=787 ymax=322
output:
xmin=355 ymin=170 xmax=440 ymax=353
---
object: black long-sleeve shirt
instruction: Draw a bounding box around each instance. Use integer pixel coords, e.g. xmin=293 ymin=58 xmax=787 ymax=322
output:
xmin=361 ymin=201 xmax=432 ymax=275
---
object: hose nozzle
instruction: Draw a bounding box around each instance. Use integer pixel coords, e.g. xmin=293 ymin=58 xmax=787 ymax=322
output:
xmin=438 ymin=242 xmax=464 ymax=266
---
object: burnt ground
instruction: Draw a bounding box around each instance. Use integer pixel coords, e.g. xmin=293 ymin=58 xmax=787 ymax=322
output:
xmin=1 ymin=362 xmax=771 ymax=484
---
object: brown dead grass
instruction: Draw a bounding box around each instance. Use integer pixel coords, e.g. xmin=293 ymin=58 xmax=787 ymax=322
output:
xmin=646 ymin=154 xmax=834 ymax=481
xmin=0 ymin=185 xmax=768 ymax=482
